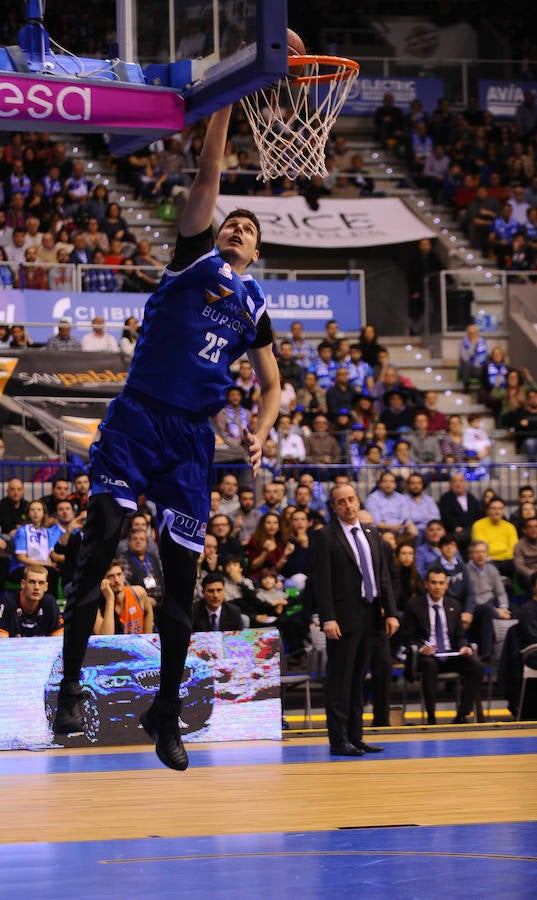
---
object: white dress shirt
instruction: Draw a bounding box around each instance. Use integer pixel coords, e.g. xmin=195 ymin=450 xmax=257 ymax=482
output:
xmin=338 ymin=517 xmax=378 ymax=600
xmin=427 ymin=595 xmax=451 ymax=651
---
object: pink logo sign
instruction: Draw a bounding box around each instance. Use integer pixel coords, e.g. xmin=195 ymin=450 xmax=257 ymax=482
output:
xmin=0 ymin=74 xmax=185 ymax=134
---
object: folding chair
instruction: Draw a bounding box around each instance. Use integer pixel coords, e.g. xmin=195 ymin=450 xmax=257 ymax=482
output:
xmin=517 ymin=643 xmax=537 ymax=721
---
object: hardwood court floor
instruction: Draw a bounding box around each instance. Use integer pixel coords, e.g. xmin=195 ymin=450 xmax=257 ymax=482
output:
xmin=2 ymin=728 xmax=536 ymax=845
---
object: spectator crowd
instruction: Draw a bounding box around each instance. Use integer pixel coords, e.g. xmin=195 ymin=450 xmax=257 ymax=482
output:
xmin=1 ymin=313 xmax=536 ymax=719
xmin=0 ymin=7 xmax=537 ymax=719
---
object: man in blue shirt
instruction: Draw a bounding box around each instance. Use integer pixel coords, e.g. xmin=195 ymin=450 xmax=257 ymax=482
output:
xmin=347 ymin=343 xmax=374 ymax=394
xmin=404 ymin=472 xmax=441 ymax=538
xmin=458 ymin=323 xmax=489 ymax=391
xmin=308 ymin=341 xmax=338 ymax=390
xmin=415 ymin=519 xmax=447 ymax=578
xmin=81 ymin=250 xmax=119 ymax=292
xmin=488 ymin=201 xmax=521 ymax=267
xmin=53 ymin=107 xmax=281 ymax=771
xmin=365 ymin=471 xmax=418 ymax=540
xmin=289 ymin=320 xmax=316 ymax=377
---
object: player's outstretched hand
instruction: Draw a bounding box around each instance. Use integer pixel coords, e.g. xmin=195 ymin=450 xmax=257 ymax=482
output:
xmin=241 ymin=428 xmax=262 ymax=476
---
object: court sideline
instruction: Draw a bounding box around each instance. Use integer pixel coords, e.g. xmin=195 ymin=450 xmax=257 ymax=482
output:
xmin=1 ymin=726 xmax=536 ymax=898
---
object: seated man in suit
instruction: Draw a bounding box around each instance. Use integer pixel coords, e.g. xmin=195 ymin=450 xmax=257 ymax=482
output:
xmin=439 ymin=471 xmax=480 ymax=556
xmin=192 ymin=572 xmax=244 ymax=632
xmin=400 ymin=565 xmax=484 ymax=724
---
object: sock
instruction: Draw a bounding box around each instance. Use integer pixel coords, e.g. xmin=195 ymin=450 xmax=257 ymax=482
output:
xmin=157 ymin=529 xmax=198 ymax=703
xmin=62 ymin=493 xmax=126 ymax=683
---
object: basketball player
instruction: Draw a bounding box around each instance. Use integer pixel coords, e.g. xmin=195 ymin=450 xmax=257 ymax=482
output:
xmin=53 ymin=106 xmax=281 ymax=770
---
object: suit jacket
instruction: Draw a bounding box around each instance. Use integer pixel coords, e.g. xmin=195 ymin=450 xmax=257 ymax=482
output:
xmin=309 ymin=519 xmax=396 ymax=633
xmin=400 ymin=593 xmax=468 ymax=652
xmin=438 ymin=489 xmax=480 ymax=533
xmin=69 ymin=247 xmax=94 ymax=266
xmin=192 ymin=600 xmax=244 ymax=632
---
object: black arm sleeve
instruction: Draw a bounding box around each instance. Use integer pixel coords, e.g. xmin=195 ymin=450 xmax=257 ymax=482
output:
xmin=169 ymin=227 xmax=214 ymax=271
xmin=251 ymin=311 xmax=273 ymax=349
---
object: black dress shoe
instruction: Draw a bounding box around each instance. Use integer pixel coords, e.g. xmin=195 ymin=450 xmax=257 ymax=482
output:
xmin=53 ymin=680 xmax=87 ymax=734
xmin=330 ymin=742 xmax=365 ymax=757
xmin=355 ymin=741 xmax=384 ymax=753
xmin=451 ymin=713 xmax=469 ymax=724
xmin=140 ymin=695 xmax=189 ymax=771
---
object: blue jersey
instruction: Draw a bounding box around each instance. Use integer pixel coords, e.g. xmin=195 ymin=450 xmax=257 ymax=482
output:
xmin=127 ymin=229 xmax=268 ymax=416
xmin=347 ymin=359 xmax=373 ymax=391
xmin=307 ymin=358 xmax=338 ymax=390
xmin=490 ymin=216 xmax=520 ymax=241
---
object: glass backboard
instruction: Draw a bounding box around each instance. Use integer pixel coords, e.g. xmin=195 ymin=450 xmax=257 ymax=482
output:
xmin=123 ymin=0 xmax=289 ymax=123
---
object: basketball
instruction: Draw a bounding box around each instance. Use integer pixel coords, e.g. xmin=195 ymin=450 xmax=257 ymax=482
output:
xmin=287 ymin=28 xmax=306 ymax=57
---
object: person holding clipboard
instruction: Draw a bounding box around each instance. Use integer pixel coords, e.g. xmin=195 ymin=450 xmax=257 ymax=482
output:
xmin=400 ymin=565 xmax=484 ymax=724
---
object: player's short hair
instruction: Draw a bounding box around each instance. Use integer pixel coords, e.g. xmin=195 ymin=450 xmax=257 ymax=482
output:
xmin=106 ymin=558 xmax=124 ymax=574
xmin=469 ymin=539 xmax=488 ymax=552
xmin=202 ymin=572 xmax=225 ymax=589
xmin=425 ymin=564 xmax=447 ymax=579
xmin=22 ymin=564 xmax=48 ymax=580
xmin=56 ymin=498 xmax=74 ymax=510
xmin=223 ymin=555 xmax=243 ymax=568
xmin=217 ymin=208 xmax=261 ymax=249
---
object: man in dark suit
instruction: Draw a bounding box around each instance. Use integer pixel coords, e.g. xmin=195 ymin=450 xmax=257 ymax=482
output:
xmin=309 ymin=483 xmax=399 ymax=756
xmin=68 ymin=232 xmax=94 ymax=266
xmin=439 ymin=471 xmax=480 ymax=554
xmin=192 ymin=572 xmax=244 ymax=632
xmin=400 ymin=565 xmax=484 ymax=724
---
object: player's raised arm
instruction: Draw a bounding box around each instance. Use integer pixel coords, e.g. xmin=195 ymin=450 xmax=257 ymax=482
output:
xmin=180 ymin=106 xmax=233 ymax=238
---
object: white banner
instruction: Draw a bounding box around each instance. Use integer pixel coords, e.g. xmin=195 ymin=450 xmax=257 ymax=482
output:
xmin=215 ymin=196 xmax=435 ymax=248
xmin=380 ymin=19 xmax=477 ymax=60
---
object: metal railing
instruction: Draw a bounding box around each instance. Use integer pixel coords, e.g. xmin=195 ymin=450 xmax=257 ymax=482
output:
xmin=0 ymin=459 xmax=534 ymax=510
xmin=0 ymin=261 xmax=165 ymax=294
xmin=0 ymin=264 xmax=367 ymax=341
xmin=311 ymin=55 xmax=528 ymax=110
xmin=424 ymin=267 xmax=509 ymax=335
xmin=0 ymin=460 xmax=79 ymax=497
xmin=211 ymin=460 xmax=536 ymax=509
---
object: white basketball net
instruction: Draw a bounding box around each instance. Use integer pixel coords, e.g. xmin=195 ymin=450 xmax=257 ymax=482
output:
xmin=240 ymin=56 xmax=360 ymax=182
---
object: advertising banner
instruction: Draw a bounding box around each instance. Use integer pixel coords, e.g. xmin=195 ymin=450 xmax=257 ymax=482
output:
xmin=0 ymin=73 xmax=185 ymax=135
xmin=381 ymin=20 xmax=477 ymax=61
xmin=216 ymin=196 xmax=435 ymax=248
xmin=1 ymin=282 xmax=362 ymax=343
xmin=335 ymin=76 xmax=444 ymax=116
xmin=478 ymin=79 xmax=537 ymax=118
xmin=0 ymin=350 xmax=128 ymax=398
xmin=0 ymin=630 xmax=281 ymax=750
xmin=262 ymin=279 xmax=361 ymax=332
xmin=16 ymin=290 xmax=150 ymax=343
